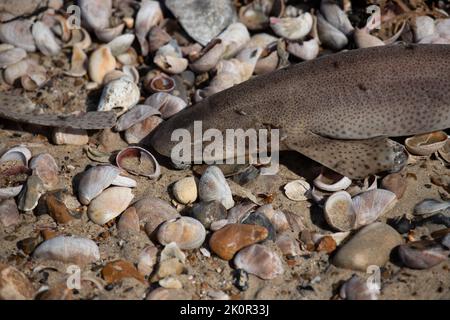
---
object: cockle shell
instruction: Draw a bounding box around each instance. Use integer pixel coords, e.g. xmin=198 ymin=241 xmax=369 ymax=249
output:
xmin=284 ymin=179 xmax=311 ymax=201
xmin=157 ymin=217 xmax=206 ymax=250
xmin=320 ymin=0 xmax=354 ymax=36
xmin=79 ymin=0 xmax=112 ymax=32
xmin=116 ymin=146 xmax=161 ymax=179
xmin=234 ymin=244 xmax=284 ymax=280
xmin=154 ymin=41 xmax=188 ymax=74
xmin=52 ymin=127 xmax=89 ymax=145
xmin=287 ymin=38 xmax=320 ymax=61
xmin=313 ymin=170 xmax=352 ymax=192
xmin=115 ymin=105 xmax=161 ymax=131
xmin=199 ymin=166 xmax=235 ymax=210
xmin=144 ymin=92 xmax=187 ymax=119
xmin=135 ymin=0 xmax=163 ymax=56
xmin=107 ymin=34 xmax=135 ymax=56
xmin=0 ymin=47 xmax=27 ymax=68
xmin=270 ymin=13 xmax=313 ymax=40
xmin=0 ymin=19 xmax=36 ymax=52
xmin=97 ymin=77 xmax=140 ymax=115
xmin=88 ymin=186 xmax=134 ymax=225
xmin=88 ymin=45 xmax=116 ymax=84
xmin=78 ymin=165 xmax=136 ymax=205
xmin=405 ymin=131 xmax=448 ymax=156
xmin=31 ymin=21 xmax=61 ymax=56
xmin=33 ymin=235 xmax=100 ymax=265
xmin=317 ymin=13 xmax=348 ymax=50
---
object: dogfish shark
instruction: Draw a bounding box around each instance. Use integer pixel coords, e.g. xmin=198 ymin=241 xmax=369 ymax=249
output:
xmin=150 ymin=43 xmax=450 ymax=179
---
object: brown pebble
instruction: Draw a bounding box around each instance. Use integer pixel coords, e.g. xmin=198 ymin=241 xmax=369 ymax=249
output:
xmin=45 ymin=192 xmax=75 ymax=224
xmin=0 ymin=198 xmax=20 ymax=227
xmin=0 ymin=263 xmax=35 ymax=300
xmin=381 ymin=172 xmax=407 ymax=199
xmin=316 ymin=236 xmax=337 ymax=254
xmin=209 ymin=224 xmax=268 ymax=260
xmin=40 ymin=229 xmax=58 ymax=240
xmin=117 ymin=207 xmax=140 ymax=234
xmin=101 ymin=260 xmax=146 ymax=284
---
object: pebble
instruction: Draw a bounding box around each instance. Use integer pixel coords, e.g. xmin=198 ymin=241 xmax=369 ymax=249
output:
xmin=241 ymin=211 xmax=276 ymax=241
xmin=233 ymin=268 xmax=249 ymax=291
xmin=157 ymin=216 xmax=206 ymax=250
xmin=137 ymin=245 xmax=158 ymax=276
xmin=0 ymin=198 xmax=20 ymax=227
xmin=191 ymin=200 xmax=227 ymax=228
xmin=172 ymin=176 xmax=197 ymax=204
xmin=153 ymin=258 xmax=185 ymax=281
xmin=234 ymin=244 xmax=284 ymax=280
xmin=102 ymin=260 xmax=146 ymax=284
xmin=397 ymin=240 xmax=449 ymax=269
xmin=199 ymin=166 xmax=235 ymax=210
xmin=117 ymin=206 xmax=140 ymax=234
xmin=209 ymin=223 xmax=268 ymax=260
xmin=159 ymin=276 xmax=182 ymax=289
xmin=316 ymin=235 xmax=337 ymax=254
xmin=45 ymin=192 xmax=76 ymax=224
xmin=333 ymin=222 xmax=403 ymax=271
xmin=146 ymin=287 xmax=190 ymax=300
xmin=0 ymin=263 xmax=35 ymax=300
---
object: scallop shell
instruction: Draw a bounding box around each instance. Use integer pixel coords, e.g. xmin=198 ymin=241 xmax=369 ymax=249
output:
xmin=135 ymin=0 xmax=163 ymax=56
xmin=270 ymin=13 xmax=313 ymax=40
xmin=157 ymin=217 xmax=206 ymax=250
xmin=107 ymin=34 xmax=135 ymax=56
xmin=199 ymin=166 xmax=235 ymax=210
xmin=115 ymin=105 xmax=161 ymax=131
xmin=116 ymin=146 xmax=161 ymax=179
xmin=0 ymin=47 xmax=27 ymax=68
xmin=234 ymin=244 xmax=284 ymax=280
xmin=31 ymin=21 xmax=61 ymax=56
xmin=283 ymin=179 xmax=311 ymax=201
xmin=88 ymin=186 xmax=134 ymax=225
xmin=88 ymin=45 xmax=116 ymax=84
xmin=78 ymin=165 xmax=136 ymax=205
xmin=33 ymin=235 xmax=100 ymax=265
xmin=313 ymin=170 xmax=352 ymax=192
xmin=97 ymin=77 xmax=140 ymax=115
xmin=79 ymin=0 xmax=112 ymax=32
xmin=144 ymin=92 xmax=187 ymax=119
xmin=0 ymin=19 xmax=36 ymax=52
xmin=405 ymin=131 xmax=448 ymax=156
xmin=154 ymin=41 xmax=188 ymax=74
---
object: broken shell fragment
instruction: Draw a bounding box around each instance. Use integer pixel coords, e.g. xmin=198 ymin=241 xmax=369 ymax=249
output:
xmin=199 ymin=166 xmax=235 ymax=210
xmin=116 ymin=146 xmax=161 ymax=179
xmin=148 ymin=26 xmax=171 ymax=54
xmin=33 ymin=235 xmax=100 ymax=265
xmin=64 ymin=44 xmax=87 ymax=77
xmin=157 ymin=217 xmax=206 ymax=250
xmin=234 ymin=244 xmax=284 ymax=280
xmin=354 ymin=28 xmax=385 ymax=48
xmin=0 ymin=146 xmax=31 ymax=199
xmin=287 ymin=37 xmax=319 ymax=61
xmin=398 ymin=240 xmax=449 ymax=269
xmin=31 ymin=21 xmax=61 ymax=56
xmin=352 ymin=189 xmax=397 ymax=228
xmin=284 ymin=179 xmax=311 ymax=201
xmin=88 ymin=186 xmax=134 ymax=225
xmin=97 ymin=77 xmax=140 ymax=115
xmin=135 ymin=0 xmax=163 ymax=56
xmin=29 ymin=153 xmax=59 ymax=190
xmin=320 ymin=0 xmax=354 ymax=36
xmin=115 ymin=105 xmax=161 ymax=132
xmin=95 ymin=23 xmax=125 ymax=43
xmin=405 ymin=131 xmax=448 ymax=156
xmin=137 ymin=245 xmax=158 ymax=276
xmin=88 ymin=45 xmax=116 ymax=84
xmin=154 ymin=41 xmax=188 ymax=74
xmin=313 ymin=169 xmax=351 ymax=192
xmin=270 ymin=13 xmax=312 ymax=41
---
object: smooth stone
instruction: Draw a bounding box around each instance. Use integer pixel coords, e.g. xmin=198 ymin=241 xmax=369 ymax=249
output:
xmin=157 ymin=216 xmax=206 ymax=250
xmin=191 ymin=200 xmax=227 ymax=228
xmin=0 ymin=198 xmax=19 ymax=227
xmin=397 ymin=240 xmax=449 ymax=269
xmin=101 ymin=260 xmax=145 ymax=284
xmin=117 ymin=206 xmax=140 ymax=234
xmin=172 ymin=176 xmax=197 ymax=204
xmin=0 ymin=263 xmax=35 ymax=300
xmin=241 ymin=211 xmax=276 ymax=241
xmin=234 ymin=244 xmax=284 ymax=280
xmin=333 ymin=222 xmax=403 ymax=271
xmin=165 ymin=0 xmax=237 ymax=46
xmin=209 ymin=223 xmax=268 ymax=260
xmin=45 ymin=192 xmax=76 ymax=224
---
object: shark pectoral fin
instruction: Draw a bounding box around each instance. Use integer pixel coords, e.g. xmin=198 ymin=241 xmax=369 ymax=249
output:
xmin=285 ymin=132 xmax=408 ymax=179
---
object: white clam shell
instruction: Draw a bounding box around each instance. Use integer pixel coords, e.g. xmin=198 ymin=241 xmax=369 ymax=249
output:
xmin=31 ymin=21 xmax=61 ymax=56
xmin=95 ymin=23 xmax=125 ymax=43
xmin=33 ymin=235 xmax=100 ymax=265
xmin=320 ymin=0 xmax=354 ymax=36
xmin=88 ymin=45 xmax=116 ymax=84
xmin=64 ymin=44 xmax=87 ymax=77
xmin=79 ymin=0 xmax=112 ymax=32
xmin=78 ymin=165 xmax=136 ymax=205
xmin=108 ymin=34 xmax=136 ymax=56
xmin=199 ymin=166 xmax=235 ymax=210
xmin=317 ymin=13 xmax=348 ymax=50
xmin=412 ymin=16 xmax=436 ymax=43
xmin=135 ymin=0 xmax=163 ymax=56
xmin=270 ymin=13 xmax=313 ymax=40
xmin=217 ymin=22 xmax=251 ymax=58
xmin=154 ymin=41 xmax=188 ymax=74
xmin=324 ymin=191 xmax=356 ymax=231
xmin=157 ymin=216 xmax=206 ymax=250
xmin=284 ymin=179 xmax=311 ymax=201
xmin=0 ymin=19 xmax=36 ymax=52
xmin=97 ymin=77 xmax=140 ymax=115
xmin=313 ymin=172 xmax=352 ymax=192
xmin=352 ymin=189 xmax=397 ymax=228
xmin=144 ymin=92 xmax=187 ymax=119
xmin=115 ymin=104 xmax=161 ymax=131
xmin=287 ymin=38 xmax=319 ymax=60
xmin=0 ymin=47 xmax=27 ymax=68
xmin=88 ymin=186 xmax=134 ymax=225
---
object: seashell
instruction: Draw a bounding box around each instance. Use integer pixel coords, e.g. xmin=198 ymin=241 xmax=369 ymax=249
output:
xmin=79 ymin=0 xmax=112 ymax=32
xmin=124 ymin=116 xmax=163 ymax=145
xmin=147 ymin=74 xmax=176 ymax=93
xmin=256 ymin=205 xmax=289 ymax=233
xmin=191 ymin=200 xmax=227 ymax=229
xmin=102 ymin=70 xmax=127 ymax=84
xmin=78 ymin=165 xmax=136 ymax=205
xmin=0 ymin=19 xmax=36 ymax=52
xmin=437 ymin=139 xmax=450 ymax=163
xmin=144 ymin=92 xmax=185 ymax=119
xmin=49 ymin=14 xmax=71 ymax=43
xmin=412 ymin=16 xmax=436 ymax=43
xmin=157 ymin=216 xmax=206 ymax=250
xmin=313 ymin=169 xmax=352 ymax=192
xmin=270 ymin=13 xmax=313 ymax=41
xmin=154 ymin=41 xmax=188 ymax=74
xmin=217 ymin=23 xmax=251 ymax=58
xmin=117 ymin=206 xmax=140 ymax=234
xmin=116 ymin=47 xmax=139 ymax=66
xmin=234 ymin=244 xmax=284 ymax=280
xmin=284 ymin=179 xmax=311 ymax=201
xmin=88 ymin=45 xmax=116 ymax=84
xmin=107 ymin=33 xmax=135 ymax=56
xmin=97 ymin=77 xmax=140 ymax=115
xmin=29 ymin=153 xmax=59 ymax=190
xmin=122 ymin=65 xmax=139 ymax=83
xmin=254 ymin=49 xmax=278 ymax=74
xmin=137 ymin=245 xmax=158 ymax=276
xmin=52 ymin=127 xmax=89 ymax=145
xmin=352 ymin=189 xmax=397 ymax=228
xmin=346 ymin=175 xmax=377 ymax=197
xmin=0 ymin=145 xmax=31 ymax=165
xmin=33 ymin=235 xmax=100 ymax=265
xmin=324 ymin=191 xmax=356 ymax=231
xmin=31 ymin=21 xmax=61 ymax=56
xmin=398 ymin=240 xmax=449 ymax=269
xmin=0 ymin=146 xmax=31 ymax=199
xmin=0 ymin=198 xmax=20 ymax=227
xmin=317 ymin=13 xmax=348 ymax=50
xmin=88 ymin=186 xmax=134 ymax=225
xmin=354 ymin=28 xmax=385 ymax=48
xmin=64 ymin=44 xmax=87 ymax=77
xmin=148 ymin=26 xmax=171 ymax=53
xmin=159 ymin=277 xmax=182 ymax=289
xmin=189 ymin=40 xmax=226 ymax=73
xmin=135 ymin=0 xmax=163 ymax=56
xmin=0 ymin=263 xmax=35 ymax=300
xmin=405 ymin=131 xmax=448 ymax=156
xmin=0 ymin=47 xmax=27 ymax=68
xmin=172 ymin=176 xmax=197 ymax=205
xmin=381 ymin=172 xmax=407 ymax=199
xmin=4 ymin=58 xmax=31 ymax=85
xmin=275 ymin=233 xmax=300 ymax=257
xmin=239 ymin=0 xmax=284 ymax=31
xmin=414 ymin=199 xmax=450 ymax=216
xmin=340 ymin=274 xmax=380 ymax=300
xmin=65 ymin=28 xmax=92 ymax=50
xmin=287 ymin=37 xmax=320 ymax=61
xmin=115 ymin=105 xmax=161 ymax=132
xmin=101 ymin=260 xmax=145 ymax=284
xmin=320 ymin=0 xmax=354 ymax=36
xmin=20 ymin=64 xmax=47 ymax=91
xmin=116 ymin=146 xmax=161 ymax=179
xmin=95 ymin=23 xmax=125 ymax=43
xmin=199 ymin=166 xmax=235 ymax=210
